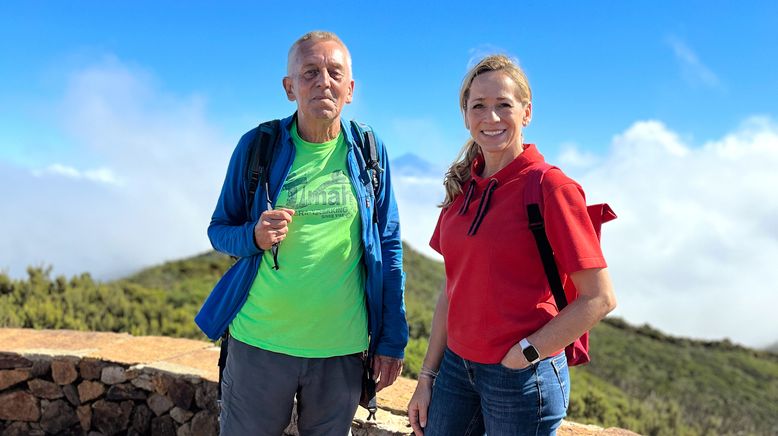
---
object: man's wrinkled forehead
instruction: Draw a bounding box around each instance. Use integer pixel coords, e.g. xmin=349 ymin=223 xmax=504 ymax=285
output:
xmin=287 ymin=39 xmax=352 ymax=75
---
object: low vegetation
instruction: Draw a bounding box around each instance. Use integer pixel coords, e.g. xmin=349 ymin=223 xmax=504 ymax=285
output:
xmin=2 ymin=245 xmax=776 ymax=435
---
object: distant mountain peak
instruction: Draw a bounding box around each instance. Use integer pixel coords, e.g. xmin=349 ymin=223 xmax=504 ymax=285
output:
xmin=391 ymin=153 xmax=441 ymax=178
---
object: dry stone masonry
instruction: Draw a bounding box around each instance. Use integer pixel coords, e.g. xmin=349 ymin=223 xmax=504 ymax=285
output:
xmin=0 ymin=352 xmax=218 ymax=435
xmin=0 ymin=329 xmax=638 ymax=436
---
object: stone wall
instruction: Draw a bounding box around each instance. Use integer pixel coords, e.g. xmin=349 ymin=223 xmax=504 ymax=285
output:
xmin=0 ymin=329 xmax=415 ymax=436
xmin=0 ymin=329 xmax=639 ymax=436
xmin=0 ymin=352 xmax=219 ymax=435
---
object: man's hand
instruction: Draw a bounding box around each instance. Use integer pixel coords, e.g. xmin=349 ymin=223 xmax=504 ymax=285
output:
xmin=254 ymin=208 xmax=295 ymax=250
xmin=372 ymin=354 xmax=403 ymax=392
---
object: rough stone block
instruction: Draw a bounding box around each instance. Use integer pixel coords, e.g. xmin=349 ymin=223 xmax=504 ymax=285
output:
xmin=131 ymin=403 xmax=153 ymax=434
xmin=27 ymin=422 xmax=46 ymax=436
xmin=91 ymin=399 xmax=133 ymax=436
xmin=195 ymin=382 xmax=219 ymax=414
xmin=177 ymin=421 xmax=193 ymax=436
xmin=125 ymin=367 xmax=140 ymax=381
xmin=2 ymin=421 xmax=31 ymax=436
xmin=0 ymin=352 xmax=32 ymax=370
xmin=106 ymin=383 xmax=147 ymax=401
xmin=77 ymin=404 xmax=93 ymax=431
xmin=101 ymin=366 xmax=127 ymax=385
xmin=170 ymin=406 xmax=194 ymax=424
xmin=30 ymin=356 xmax=51 ymax=378
xmin=0 ymin=390 xmax=40 ymax=421
xmin=151 ymin=415 xmax=177 ymax=436
xmin=168 ymin=378 xmax=195 ymax=409
xmin=0 ymin=368 xmax=31 ymax=390
xmin=131 ymin=373 xmax=155 ymax=391
xmin=78 ymin=380 xmax=106 ymax=403
xmin=153 ymin=372 xmax=175 ymax=394
xmin=51 ymin=358 xmax=79 ymax=385
xmin=63 ymin=383 xmax=81 ymax=406
xmin=79 ymin=358 xmax=105 ymax=380
xmin=40 ymin=399 xmax=79 ymax=434
xmin=28 ymin=378 xmax=64 ymax=399
xmin=190 ymin=410 xmax=219 ymax=436
xmin=147 ymin=393 xmax=175 ymax=416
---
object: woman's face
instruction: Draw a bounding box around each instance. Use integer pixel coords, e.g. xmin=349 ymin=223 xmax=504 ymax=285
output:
xmin=464 ymin=70 xmax=531 ymax=156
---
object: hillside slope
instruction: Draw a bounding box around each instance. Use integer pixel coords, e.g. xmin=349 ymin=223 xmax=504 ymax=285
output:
xmin=1 ymin=246 xmax=777 ymax=435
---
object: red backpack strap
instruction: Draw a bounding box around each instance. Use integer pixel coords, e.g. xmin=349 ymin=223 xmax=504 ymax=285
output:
xmin=523 ymin=162 xmax=555 ymax=206
xmin=523 ymin=163 xmax=570 ymax=309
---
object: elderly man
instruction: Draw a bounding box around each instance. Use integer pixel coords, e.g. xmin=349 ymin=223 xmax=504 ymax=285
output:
xmin=195 ymin=31 xmax=407 ymax=435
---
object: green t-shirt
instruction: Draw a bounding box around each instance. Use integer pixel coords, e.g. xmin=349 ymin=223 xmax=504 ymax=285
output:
xmin=230 ymin=122 xmax=368 ymax=357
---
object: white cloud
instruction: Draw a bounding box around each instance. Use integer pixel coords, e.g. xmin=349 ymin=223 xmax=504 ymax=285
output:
xmin=557 ymin=142 xmax=600 ymax=168
xmin=33 ymin=163 xmax=121 ymax=186
xmin=393 ymin=173 xmax=445 ymax=262
xmin=575 ymin=116 xmax=778 ymax=348
xmin=391 ymin=117 xmax=778 ymax=348
xmin=1 ymin=56 xmax=231 ymax=280
xmin=666 ymin=35 xmax=721 ymax=88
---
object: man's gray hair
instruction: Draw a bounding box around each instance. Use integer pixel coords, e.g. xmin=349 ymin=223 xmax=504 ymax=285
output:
xmin=287 ymin=31 xmax=352 ymax=75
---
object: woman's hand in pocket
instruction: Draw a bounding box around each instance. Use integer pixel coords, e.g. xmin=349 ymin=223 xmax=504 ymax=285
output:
xmin=500 ymin=343 xmax=531 ymax=370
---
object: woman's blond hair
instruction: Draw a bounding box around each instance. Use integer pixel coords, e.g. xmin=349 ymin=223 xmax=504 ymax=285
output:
xmin=440 ymin=55 xmax=532 ymax=207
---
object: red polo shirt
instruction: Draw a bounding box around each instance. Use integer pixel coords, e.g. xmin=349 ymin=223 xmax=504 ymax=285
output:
xmin=430 ymin=144 xmax=607 ymax=363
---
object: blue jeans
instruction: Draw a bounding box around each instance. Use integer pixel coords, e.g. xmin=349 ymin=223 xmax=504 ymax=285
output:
xmin=425 ymin=347 xmax=570 ymax=436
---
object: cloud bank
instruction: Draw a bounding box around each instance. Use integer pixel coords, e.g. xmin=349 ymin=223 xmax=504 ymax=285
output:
xmin=580 ymin=117 xmax=778 ymax=348
xmin=1 ymin=57 xmax=230 ymax=280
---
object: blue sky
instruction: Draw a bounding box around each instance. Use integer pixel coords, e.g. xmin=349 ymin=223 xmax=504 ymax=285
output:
xmin=3 ymin=1 xmax=776 ymax=164
xmin=2 ymin=2 xmax=778 ymax=347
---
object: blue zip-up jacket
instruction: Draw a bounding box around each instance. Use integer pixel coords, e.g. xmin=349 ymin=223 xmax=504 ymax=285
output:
xmin=195 ymin=114 xmax=408 ymax=359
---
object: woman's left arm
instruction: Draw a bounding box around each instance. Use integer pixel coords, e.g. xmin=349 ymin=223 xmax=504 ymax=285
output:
xmin=500 ymin=267 xmax=616 ymax=369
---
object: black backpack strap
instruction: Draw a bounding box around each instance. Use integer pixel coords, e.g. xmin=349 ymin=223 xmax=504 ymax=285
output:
xmin=350 ymin=120 xmax=382 ymax=199
xmin=244 ymin=120 xmax=281 ymax=269
xmin=527 ymin=203 xmax=568 ymax=310
xmin=524 ymin=165 xmax=569 ymax=310
xmin=245 ymin=120 xmax=280 ymax=220
xmin=217 ymin=330 xmax=229 ymax=401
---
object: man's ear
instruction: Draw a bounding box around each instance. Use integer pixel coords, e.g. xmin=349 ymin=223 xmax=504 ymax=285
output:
xmin=282 ymin=76 xmax=296 ymax=102
xmin=344 ymin=79 xmax=355 ymax=104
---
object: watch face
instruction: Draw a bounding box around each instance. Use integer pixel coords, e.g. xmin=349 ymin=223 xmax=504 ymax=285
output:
xmin=523 ymin=345 xmax=540 ymax=362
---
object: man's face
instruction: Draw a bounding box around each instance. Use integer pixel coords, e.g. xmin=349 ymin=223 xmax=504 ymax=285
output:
xmin=283 ymin=40 xmax=354 ymax=123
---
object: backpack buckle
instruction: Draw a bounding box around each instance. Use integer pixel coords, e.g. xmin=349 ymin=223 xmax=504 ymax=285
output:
xmin=367 ymin=160 xmax=384 ymax=173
